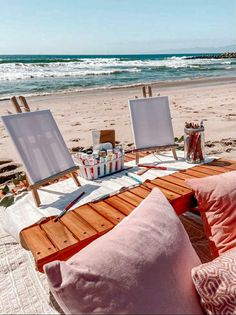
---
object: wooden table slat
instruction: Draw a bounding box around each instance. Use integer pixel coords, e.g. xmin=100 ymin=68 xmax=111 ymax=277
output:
xmin=217 ymin=158 xmax=236 ymax=166
xmin=170 ymin=172 xmax=196 ymax=180
xmin=200 ymin=164 xmax=235 ymax=173
xmin=152 ymin=178 xmax=192 ymax=195
xmin=90 ymin=201 xmax=126 ymax=225
xmin=223 ymin=165 xmax=236 ymax=170
xmin=41 ymin=220 xmax=79 ymax=251
xmin=105 ymin=195 xmax=134 ymax=215
xmin=117 ymin=191 xmax=144 ymax=206
xmin=182 ymin=169 xmax=209 ymax=178
xmin=61 ymin=211 xmax=98 ymax=241
xmin=74 ymin=205 xmax=114 ymax=234
xmin=160 ymin=175 xmax=193 ymax=189
xmin=208 ymin=159 xmax=236 ymax=171
xmin=192 ymin=165 xmax=224 ymax=176
xmin=144 ymin=181 xmax=181 ymax=200
xmin=130 ymin=186 xmax=151 ymax=199
xmin=21 ymin=225 xmax=57 ymax=261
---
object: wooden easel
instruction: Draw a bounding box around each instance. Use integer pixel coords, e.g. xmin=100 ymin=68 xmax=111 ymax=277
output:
xmin=8 ymin=98 xmax=81 ymax=207
xmin=134 ymin=86 xmax=178 ymax=164
xmin=135 ymin=145 xmax=178 ymax=164
xmin=29 ymin=166 xmax=80 ymax=207
xmin=142 ymin=85 xmax=153 ymax=98
xmin=10 ymin=96 xmax=31 ymax=113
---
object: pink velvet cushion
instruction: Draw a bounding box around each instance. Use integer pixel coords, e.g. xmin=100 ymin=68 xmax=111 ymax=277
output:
xmin=186 ymin=171 xmax=236 ymax=257
xmin=192 ymin=247 xmax=236 ymax=315
xmin=44 ymin=188 xmax=203 ymax=314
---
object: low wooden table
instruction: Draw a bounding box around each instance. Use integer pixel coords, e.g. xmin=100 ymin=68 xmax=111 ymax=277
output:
xmin=21 ymin=156 xmax=236 ymax=272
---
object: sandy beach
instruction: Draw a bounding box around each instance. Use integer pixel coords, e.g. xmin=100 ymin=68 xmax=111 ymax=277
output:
xmin=0 ymin=76 xmax=236 ymax=163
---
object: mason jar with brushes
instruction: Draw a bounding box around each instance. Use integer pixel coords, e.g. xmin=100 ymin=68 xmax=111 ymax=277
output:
xmin=184 ymin=120 xmax=205 ymax=164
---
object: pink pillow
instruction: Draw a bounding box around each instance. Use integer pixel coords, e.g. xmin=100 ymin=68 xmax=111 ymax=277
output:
xmin=192 ymin=247 xmax=236 ymax=315
xmin=44 ymin=188 xmax=203 ymax=314
xmin=186 ymin=171 xmax=236 ymax=257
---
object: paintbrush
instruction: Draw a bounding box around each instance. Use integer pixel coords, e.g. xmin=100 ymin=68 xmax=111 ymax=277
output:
xmin=137 ymin=164 xmax=182 ymax=175
xmin=54 ymin=191 xmax=85 ymax=222
xmin=125 ymin=172 xmax=143 ymax=184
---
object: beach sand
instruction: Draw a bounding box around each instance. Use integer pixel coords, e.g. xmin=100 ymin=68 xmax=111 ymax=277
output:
xmin=0 ymin=76 xmax=236 ymax=163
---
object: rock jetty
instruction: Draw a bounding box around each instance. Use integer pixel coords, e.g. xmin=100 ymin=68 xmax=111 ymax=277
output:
xmin=187 ymin=52 xmax=236 ymax=59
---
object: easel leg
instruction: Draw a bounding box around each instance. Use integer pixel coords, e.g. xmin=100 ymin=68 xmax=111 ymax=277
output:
xmin=19 ymin=96 xmax=31 ymax=112
xmin=142 ymin=86 xmax=146 ymax=98
xmin=31 ymin=188 xmax=41 ymax=207
xmin=135 ymin=152 xmax=140 ymax=165
xmin=148 ymin=86 xmax=152 ymax=97
xmin=10 ymin=96 xmax=22 ymax=113
xmin=172 ymin=148 xmax=178 ymax=160
xmin=72 ymin=172 xmax=81 ymax=186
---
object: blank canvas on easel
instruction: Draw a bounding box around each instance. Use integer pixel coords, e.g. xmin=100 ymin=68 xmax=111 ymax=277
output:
xmin=1 ymin=110 xmax=76 ymax=185
xmin=128 ymin=96 xmax=175 ymax=150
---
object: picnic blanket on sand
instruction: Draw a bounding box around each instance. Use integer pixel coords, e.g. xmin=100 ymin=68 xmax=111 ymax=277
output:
xmin=0 ymin=213 xmax=62 ymax=314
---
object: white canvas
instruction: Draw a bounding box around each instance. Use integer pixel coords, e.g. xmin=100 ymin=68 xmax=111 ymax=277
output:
xmin=1 ymin=110 xmax=75 ymax=184
xmin=128 ymin=96 xmax=175 ymax=150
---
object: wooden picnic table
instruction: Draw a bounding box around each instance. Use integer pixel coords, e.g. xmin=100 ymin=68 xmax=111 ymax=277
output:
xmin=21 ymin=154 xmax=236 ymax=272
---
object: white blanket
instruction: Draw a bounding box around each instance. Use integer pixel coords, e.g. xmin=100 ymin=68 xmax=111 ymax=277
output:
xmin=0 ymin=151 xmax=214 ymax=243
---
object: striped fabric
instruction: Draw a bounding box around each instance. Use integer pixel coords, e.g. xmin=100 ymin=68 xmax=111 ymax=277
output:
xmin=192 ymin=247 xmax=236 ymax=315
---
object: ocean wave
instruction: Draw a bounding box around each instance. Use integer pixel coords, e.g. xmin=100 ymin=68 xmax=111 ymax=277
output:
xmin=0 ymin=68 xmax=142 ymax=81
xmin=0 ymin=55 xmax=232 ymax=72
xmin=222 ymin=61 xmax=232 ymax=64
xmin=168 ymin=56 xmax=188 ymax=60
xmin=0 ymin=57 xmax=85 ymax=64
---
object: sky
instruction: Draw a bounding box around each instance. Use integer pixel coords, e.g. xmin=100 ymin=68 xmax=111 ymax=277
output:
xmin=0 ymin=0 xmax=235 ymax=54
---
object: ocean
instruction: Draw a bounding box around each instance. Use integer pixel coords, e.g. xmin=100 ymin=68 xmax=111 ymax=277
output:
xmin=0 ymin=54 xmax=235 ymax=99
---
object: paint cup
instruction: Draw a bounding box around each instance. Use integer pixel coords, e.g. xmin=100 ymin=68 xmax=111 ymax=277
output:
xmin=184 ymin=126 xmax=205 ymax=164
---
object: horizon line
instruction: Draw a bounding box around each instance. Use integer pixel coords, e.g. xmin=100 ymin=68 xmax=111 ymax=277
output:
xmin=0 ymin=51 xmax=235 ymax=56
